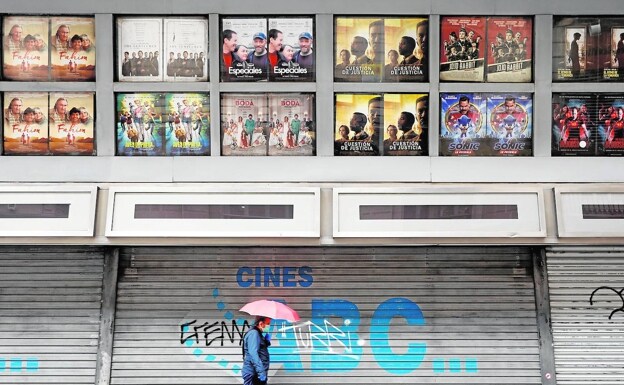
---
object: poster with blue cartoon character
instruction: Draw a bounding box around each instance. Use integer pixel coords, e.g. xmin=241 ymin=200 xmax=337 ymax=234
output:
xmin=440 ymin=93 xmax=486 ymax=156
xmin=486 ymin=93 xmax=532 ymax=156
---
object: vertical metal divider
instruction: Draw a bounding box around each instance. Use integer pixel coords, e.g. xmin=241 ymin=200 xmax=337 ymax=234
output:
xmin=94 ymin=247 xmax=120 ymax=385
xmin=209 ymin=13 xmax=221 ymax=158
xmin=429 ymin=14 xmax=441 ymax=159
xmin=532 ymin=247 xmax=558 ymax=385
xmin=315 ymin=13 xmax=334 ymax=157
xmin=534 ymin=15 xmax=553 ymax=157
xmin=95 ymin=14 xmax=115 ymax=156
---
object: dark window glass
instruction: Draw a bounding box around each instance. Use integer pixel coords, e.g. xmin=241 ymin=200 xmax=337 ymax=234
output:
xmin=582 ymin=204 xmax=624 ymax=219
xmin=0 ymin=204 xmax=70 ymax=218
xmin=134 ymin=204 xmax=294 ymax=219
xmin=359 ymin=204 xmax=518 ymax=220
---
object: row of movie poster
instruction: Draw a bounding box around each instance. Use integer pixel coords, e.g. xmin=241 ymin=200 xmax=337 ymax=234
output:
xmin=220 ymin=94 xmax=315 ymax=156
xmin=116 ymin=93 xmax=209 ymax=156
xmin=553 ymin=94 xmax=624 ymax=156
xmin=553 ymin=17 xmax=624 ymax=82
xmin=440 ymin=16 xmax=532 ymax=82
xmin=335 ymin=17 xmax=428 ymax=83
xmin=117 ymin=17 xmax=208 ymax=82
xmin=3 ymin=92 xmax=95 ymax=155
xmin=221 ymin=17 xmax=314 ymax=82
xmin=8 ymin=15 xmax=624 ymax=84
xmin=440 ymin=93 xmax=533 ymax=156
xmin=334 ymin=94 xmax=428 ymax=156
xmin=3 ymin=16 xmax=95 ymax=81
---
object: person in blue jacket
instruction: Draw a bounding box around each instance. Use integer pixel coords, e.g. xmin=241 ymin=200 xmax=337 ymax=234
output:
xmin=242 ymin=316 xmax=272 ymax=385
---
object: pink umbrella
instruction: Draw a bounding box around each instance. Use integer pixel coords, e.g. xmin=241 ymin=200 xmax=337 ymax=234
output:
xmin=240 ymin=299 xmax=300 ymax=322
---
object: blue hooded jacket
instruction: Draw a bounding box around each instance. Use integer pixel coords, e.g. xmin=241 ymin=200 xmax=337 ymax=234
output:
xmin=242 ymin=326 xmax=270 ymax=378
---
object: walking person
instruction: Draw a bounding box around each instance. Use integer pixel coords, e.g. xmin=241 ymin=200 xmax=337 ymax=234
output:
xmin=242 ymin=316 xmax=271 ymax=385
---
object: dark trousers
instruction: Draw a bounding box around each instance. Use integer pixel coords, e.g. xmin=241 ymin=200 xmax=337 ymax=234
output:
xmin=242 ymin=372 xmax=267 ymax=385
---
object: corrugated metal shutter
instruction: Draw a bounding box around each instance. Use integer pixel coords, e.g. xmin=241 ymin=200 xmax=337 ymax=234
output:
xmin=547 ymin=246 xmax=624 ymax=385
xmin=0 ymin=246 xmax=105 ymax=385
xmin=112 ymin=246 xmax=540 ymax=385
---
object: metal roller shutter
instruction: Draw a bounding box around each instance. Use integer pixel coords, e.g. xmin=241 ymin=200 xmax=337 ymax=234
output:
xmin=112 ymin=246 xmax=540 ymax=385
xmin=0 ymin=246 xmax=105 ymax=385
xmin=547 ymin=246 xmax=624 ymax=385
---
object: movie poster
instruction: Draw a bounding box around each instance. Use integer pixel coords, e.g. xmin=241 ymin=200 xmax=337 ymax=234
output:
xmin=48 ymin=92 xmax=95 ymax=155
xmin=552 ymin=18 xmax=589 ymax=81
xmin=2 ymin=16 xmax=49 ymax=81
xmin=164 ymin=18 xmax=208 ymax=82
xmin=221 ymin=94 xmax=269 ymax=155
xmin=486 ymin=17 xmax=532 ymax=82
xmin=335 ymin=17 xmax=383 ymax=82
xmin=268 ymin=93 xmax=315 ymax=155
xmin=3 ymin=92 xmax=48 ymax=155
xmin=440 ymin=16 xmax=485 ymax=82
xmin=382 ymin=17 xmax=427 ymax=82
xmin=440 ymin=93 xmax=486 ymax=156
xmin=267 ymin=18 xmax=314 ymax=81
xmin=382 ymin=93 xmax=428 ymax=156
xmin=599 ymin=18 xmax=624 ymax=81
xmin=164 ymin=93 xmax=210 ymax=156
xmin=117 ymin=18 xmax=163 ymax=82
xmin=50 ymin=17 xmax=95 ymax=81
xmin=116 ymin=93 xmax=164 ymax=156
xmin=334 ymin=93 xmax=381 ymax=155
xmin=597 ymin=94 xmax=624 ymax=155
xmin=221 ymin=18 xmax=268 ymax=82
xmin=605 ymin=27 xmax=624 ymax=81
xmin=486 ymin=93 xmax=532 ymax=156
xmin=552 ymin=93 xmax=596 ymax=156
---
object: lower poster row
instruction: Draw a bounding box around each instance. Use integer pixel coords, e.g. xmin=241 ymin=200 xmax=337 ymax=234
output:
xmin=2 ymin=92 xmax=623 ymax=156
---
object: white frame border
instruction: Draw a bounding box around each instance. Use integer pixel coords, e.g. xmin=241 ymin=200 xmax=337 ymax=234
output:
xmin=554 ymin=185 xmax=624 ymax=238
xmin=333 ymin=186 xmax=547 ymax=238
xmin=0 ymin=184 xmax=98 ymax=237
xmin=105 ymin=186 xmax=321 ymax=238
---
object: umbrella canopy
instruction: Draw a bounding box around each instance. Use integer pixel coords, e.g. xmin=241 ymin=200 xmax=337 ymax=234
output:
xmin=240 ymin=299 xmax=300 ymax=322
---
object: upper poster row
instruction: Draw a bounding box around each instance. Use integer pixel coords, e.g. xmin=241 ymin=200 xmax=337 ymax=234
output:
xmin=2 ymin=16 xmax=624 ymax=82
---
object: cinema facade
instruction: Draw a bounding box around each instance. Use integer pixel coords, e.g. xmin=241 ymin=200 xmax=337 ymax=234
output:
xmin=0 ymin=1 xmax=623 ymax=385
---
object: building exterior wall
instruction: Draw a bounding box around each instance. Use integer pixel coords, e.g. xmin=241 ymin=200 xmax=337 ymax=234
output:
xmin=0 ymin=0 xmax=622 ymax=184
xmin=0 ymin=1 xmax=622 ymax=385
